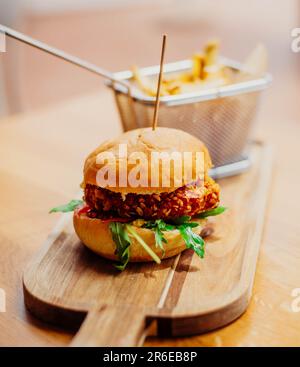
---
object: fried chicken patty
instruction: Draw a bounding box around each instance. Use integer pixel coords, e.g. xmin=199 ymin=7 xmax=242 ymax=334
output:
xmin=84 ymin=178 xmax=220 ymax=220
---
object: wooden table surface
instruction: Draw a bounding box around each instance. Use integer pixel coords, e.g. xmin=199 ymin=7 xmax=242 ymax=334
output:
xmin=0 ymin=83 xmax=300 ymax=346
xmin=0 ymin=0 xmax=300 ymax=346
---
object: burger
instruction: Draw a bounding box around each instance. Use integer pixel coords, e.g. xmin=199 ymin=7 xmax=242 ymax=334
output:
xmin=50 ymin=127 xmax=225 ymax=270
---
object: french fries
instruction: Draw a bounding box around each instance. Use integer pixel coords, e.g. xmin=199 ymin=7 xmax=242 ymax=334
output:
xmin=192 ymin=53 xmax=206 ymax=80
xmin=132 ymin=65 xmax=157 ymax=97
xmin=132 ymin=40 xmax=266 ymax=97
xmin=132 ymin=40 xmax=227 ymax=96
xmin=204 ymin=40 xmax=219 ymax=66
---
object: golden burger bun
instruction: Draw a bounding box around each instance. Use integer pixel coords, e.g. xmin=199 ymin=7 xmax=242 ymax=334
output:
xmin=82 ymin=127 xmax=212 ymax=195
xmin=73 ymin=209 xmax=207 ymax=262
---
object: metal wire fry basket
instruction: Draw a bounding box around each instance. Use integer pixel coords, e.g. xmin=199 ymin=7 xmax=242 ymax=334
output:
xmin=109 ymin=58 xmax=272 ymax=168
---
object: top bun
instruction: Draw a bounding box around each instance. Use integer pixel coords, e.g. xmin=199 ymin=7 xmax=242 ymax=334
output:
xmin=82 ymin=127 xmax=212 ymax=195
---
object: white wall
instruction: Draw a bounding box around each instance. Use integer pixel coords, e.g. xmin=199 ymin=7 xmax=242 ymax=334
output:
xmin=0 ymin=58 xmax=8 ymax=117
xmin=19 ymin=0 xmax=145 ymax=14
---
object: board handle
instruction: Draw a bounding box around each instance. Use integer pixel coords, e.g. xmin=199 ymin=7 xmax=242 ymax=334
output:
xmin=70 ymin=304 xmax=149 ymax=347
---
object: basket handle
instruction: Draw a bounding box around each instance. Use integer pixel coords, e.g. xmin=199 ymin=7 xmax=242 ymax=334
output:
xmin=0 ymin=24 xmax=132 ymax=95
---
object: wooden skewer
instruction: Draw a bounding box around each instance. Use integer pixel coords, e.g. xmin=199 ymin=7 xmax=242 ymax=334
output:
xmin=152 ymin=34 xmax=167 ymax=131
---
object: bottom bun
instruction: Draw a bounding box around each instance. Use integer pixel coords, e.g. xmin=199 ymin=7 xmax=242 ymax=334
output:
xmin=73 ymin=210 xmax=207 ymax=262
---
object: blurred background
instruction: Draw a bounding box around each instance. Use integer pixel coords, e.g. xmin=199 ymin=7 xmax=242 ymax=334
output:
xmin=0 ymin=0 xmax=299 ymax=118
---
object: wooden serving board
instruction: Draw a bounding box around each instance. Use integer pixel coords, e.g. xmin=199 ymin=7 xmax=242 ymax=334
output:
xmin=23 ymin=141 xmax=272 ymax=346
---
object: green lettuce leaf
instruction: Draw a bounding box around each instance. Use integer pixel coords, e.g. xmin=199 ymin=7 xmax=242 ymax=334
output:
xmin=126 ymin=224 xmax=161 ymax=264
xmin=196 ymin=206 xmax=227 ymax=218
xmin=49 ymin=199 xmax=83 ymax=213
xmin=178 ymin=225 xmax=205 ymax=258
xmin=109 ymin=222 xmax=131 ymax=271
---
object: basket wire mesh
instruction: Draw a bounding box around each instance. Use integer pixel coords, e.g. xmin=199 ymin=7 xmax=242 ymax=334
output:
xmin=110 ymin=59 xmax=271 ymax=168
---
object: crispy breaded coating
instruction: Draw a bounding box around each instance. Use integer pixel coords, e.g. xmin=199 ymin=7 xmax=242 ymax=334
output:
xmin=84 ymin=178 xmax=220 ymax=220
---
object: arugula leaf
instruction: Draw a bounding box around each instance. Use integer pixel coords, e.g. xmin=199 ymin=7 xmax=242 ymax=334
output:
xmin=126 ymin=224 xmax=161 ymax=264
xmin=143 ymin=217 xmax=204 ymax=257
xmin=196 ymin=206 xmax=227 ymax=218
xmin=154 ymin=228 xmax=166 ymax=257
xmin=49 ymin=199 xmax=83 ymax=213
xmin=178 ymin=225 xmax=205 ymax=258
xmin=110 ymin=207 xmax=221 ymax=269
xmin=170 ymin=215 xmax=191 ymax=225
xmin=143 ymin=219 xmax=175 ymax=257
xmin=181 ymin=222 xmax=199 ymax=228
xmin=168 ymin=207 xmax=226 ymax=257
xmin=109 ymin=222 xmax=131 ymax=271
xmin=143 ymin=219 xmax=174 ymax=231
xmin=170 ymin=216 xmax=199 ymax=229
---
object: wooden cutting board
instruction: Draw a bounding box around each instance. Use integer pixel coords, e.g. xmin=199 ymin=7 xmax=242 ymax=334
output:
xmin=23 ymin=141 xmax=272 ymax=346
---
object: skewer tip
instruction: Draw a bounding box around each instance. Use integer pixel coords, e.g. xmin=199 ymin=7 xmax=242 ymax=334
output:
xmin=152 ymin=34 xmax=167 ymax=131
